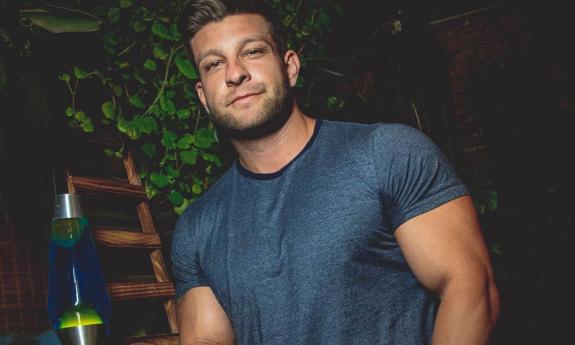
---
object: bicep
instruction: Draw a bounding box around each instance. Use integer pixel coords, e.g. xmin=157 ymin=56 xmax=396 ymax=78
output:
xmin=176 ymin=286 xmax=235 ymax=345
xmin=395 ymin=195 xmax=494 ymax=295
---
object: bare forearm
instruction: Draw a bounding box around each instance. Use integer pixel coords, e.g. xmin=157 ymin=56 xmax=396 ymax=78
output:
xmin=432 ymin=279 xmax=499 ymax=345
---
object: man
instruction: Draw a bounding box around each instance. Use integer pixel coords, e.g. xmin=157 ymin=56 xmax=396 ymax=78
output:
xmin=172 ymin=1 xmax=500 ymax=344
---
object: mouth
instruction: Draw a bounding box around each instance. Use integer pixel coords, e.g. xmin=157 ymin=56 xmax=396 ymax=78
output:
xmin=229 ymin=91 xmax=264 ymax=105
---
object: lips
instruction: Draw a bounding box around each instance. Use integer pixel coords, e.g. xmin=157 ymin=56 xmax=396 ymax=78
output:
xmin=227 ymin=85 xmax=265 ymax=106
xmin=230 ymin=91 xmax=263 ymax=105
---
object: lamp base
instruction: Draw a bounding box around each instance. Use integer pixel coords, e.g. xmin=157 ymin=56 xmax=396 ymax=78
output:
xmin=56 ymin=324 xmax=104 ymax=345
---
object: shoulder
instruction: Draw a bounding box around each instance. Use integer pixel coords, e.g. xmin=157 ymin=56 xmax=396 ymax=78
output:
xmin=173 ymin=166 xmax=235 ymax=238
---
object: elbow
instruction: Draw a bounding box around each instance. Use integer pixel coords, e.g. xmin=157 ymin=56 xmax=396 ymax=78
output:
xmin=487 ymin=276 xmax=500 ymax=332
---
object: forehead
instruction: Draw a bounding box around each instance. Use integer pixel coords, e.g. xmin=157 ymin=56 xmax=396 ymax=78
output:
xmin=191 ymin=14 xmax=272 ymax=60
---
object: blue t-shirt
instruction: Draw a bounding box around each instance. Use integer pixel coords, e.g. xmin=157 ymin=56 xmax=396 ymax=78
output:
xmin=171 ymin=119 xmax=468 ymax=345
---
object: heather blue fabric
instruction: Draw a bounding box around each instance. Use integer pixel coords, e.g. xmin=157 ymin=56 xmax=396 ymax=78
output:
xmin=171 ymin=119 xmax=469 ymax=345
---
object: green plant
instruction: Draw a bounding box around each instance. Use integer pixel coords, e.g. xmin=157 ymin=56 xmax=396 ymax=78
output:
xmin=61 ymin=0 xmax=343 ymax=214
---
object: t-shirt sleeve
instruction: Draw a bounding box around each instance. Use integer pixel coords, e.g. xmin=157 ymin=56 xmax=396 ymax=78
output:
xmin=372 ymin=123 xmax=469 ymax=230
xmin=171 ymin=207 xmax=208 ymax=300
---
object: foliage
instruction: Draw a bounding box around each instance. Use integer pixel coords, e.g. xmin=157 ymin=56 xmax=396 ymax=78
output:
xmin=61 ymin=0 xmax=343 ymax=214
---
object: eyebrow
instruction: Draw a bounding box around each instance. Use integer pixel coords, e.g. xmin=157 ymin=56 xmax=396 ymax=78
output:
xmin=196 ymin=36 xmax=273 ymax=66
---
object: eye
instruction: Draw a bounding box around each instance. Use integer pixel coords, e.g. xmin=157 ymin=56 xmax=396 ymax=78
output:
xmin=244 ymin=48 xmax=265 ymax=57
xmin=204 ymin=60 xmax=223 ymax=71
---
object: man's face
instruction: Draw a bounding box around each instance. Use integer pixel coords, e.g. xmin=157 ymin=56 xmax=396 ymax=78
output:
xmin=191 ymin=14 xmax=299 ymax=140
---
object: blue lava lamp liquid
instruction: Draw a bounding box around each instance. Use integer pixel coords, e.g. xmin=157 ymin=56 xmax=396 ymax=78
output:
xmin=47 ymin=217 xmax=111 ymax=332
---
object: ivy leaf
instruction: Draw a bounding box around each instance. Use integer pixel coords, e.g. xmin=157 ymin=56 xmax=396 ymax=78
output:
xmin=140 ymin=116 xmax=158 ymax=133
xmin=173 ymin=198 xmax=190 ymax=215
xmin=168 ymin=190 xmax=184 ymax=206
xmin=74 ymin=66 xmax=89 ymax=79
xmin=180 ymin=150 xmax=198 ymax=165
xmin=176 ymin=109 xmax=191 ymax=120
xmin=119 ymin=0 xmax=133 ymax=9
xmin=202 ymin=153 xmax=222 ymax=167
xmin=58 ymin=73 xmax=71 ymax=83
xmin=132 ymin=20 xmax=146 ymax=32
xmin=160 ymin=94 xmax=176 ymax=115
xmin=162 ymin=129 xmax=177 ymax=149
xmin=152 ymin=22 xmax=171 ymax=40
xmin=142 ymin=142 xmax=156 ymax=158
xmin=153 ymin=45 xmax=167 ymax=60
xmin=194 ymin=127 xmax=216 ymax=148
xmin=165 ymin=164 xmax=180 ymax=178
xmin=175 ymin=56 xmax=198 ymax=79
xmin=176 ymin=134 xmax=195 ymax=149
xmin=107 ymin=7 xmax=120 ymax=23
xmin=129 ymin=95 xmax=145 ymax=108
xmin=101 ymin=101 xmax=116 ymax=119
xmin=143 ymin=59 xmax=157 ymax=71
xmin=192 ymin=180 xmax=203 ymax=194
xmin=150 ymin=172 xmax=169 ymax=188
xmin=80 ymin=117 xmax=93 ymax=132
xmin=74 ymin=110 xmax=86 ymax=121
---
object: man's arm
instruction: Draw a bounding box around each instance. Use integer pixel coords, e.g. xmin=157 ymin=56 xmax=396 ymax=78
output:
xmin=395 ymin=195 xmax=500 ymax=345
xmin=176 ymin=286 xmax=236 ymax=345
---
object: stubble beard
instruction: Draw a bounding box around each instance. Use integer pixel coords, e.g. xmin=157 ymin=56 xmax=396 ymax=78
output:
xmin=208 ymin=76 xmax=294 ymax=141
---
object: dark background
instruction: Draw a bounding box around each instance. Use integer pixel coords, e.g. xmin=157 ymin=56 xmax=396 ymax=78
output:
xmin=1 ymin=1 xmax=573 ymax=343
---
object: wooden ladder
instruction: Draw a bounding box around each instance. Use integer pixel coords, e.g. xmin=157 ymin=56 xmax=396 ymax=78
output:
xmin=67 ymin=151 xmax=179 ymax=345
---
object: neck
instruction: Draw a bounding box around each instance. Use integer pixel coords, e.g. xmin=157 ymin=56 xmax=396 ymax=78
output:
xmin=231 ymin=103 xmax=316 ymax=174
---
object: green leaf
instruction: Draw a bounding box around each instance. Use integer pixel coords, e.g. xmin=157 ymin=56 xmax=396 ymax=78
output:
xmin=74 ymin=110 xmax=86 ymax=121
xmin=173 ymin=198 xmax=190 ymax=215
xmin=152 ymin=22 xmax=170 ymax=40
xmin=153 ymin=45 xmax=167 ymax=60
xmin=139 ymin=116 xmax=158 ymax=133
xmin=107 ymin=7 xmax=120 ymax=23
xmin=119 ymin=0 xmax=133 ymax=9
xmin=175 ymin=56 xmax=198 ymax=79
xmin=150 ymin=172 xmax=169 ymax=188
xmin=180 ymin=150 xmax=198 ymax=165
xmin=177 ymin=109 xmax=191 ymax=120
xmin=194 ymin=127 xmax=216 ymax=148
xmin=59 ymin=73 xmax=71 ymax=83
xmin=101 ymin=101 xmax=116 ymax=119
xmin=166 ymin=164 xmax=180 ymax=178
xmin=132 ymin=21 xmax=146 ymax=32
xmin=65 ymin=107 xmax=74 ymax=117
xmin=143 ymin=59 xmax=157 ymax=71
xmin=202 ymin=153 xmax=222 ymax=167
xmin=168 ymin=190 xmax=184 ymax=206
xmin=160 ymin=94 xmax=176 ymax=115
xmin=142 ymin=142 xmax=156 ymax=158
xmin=113 ymin=85 xmax=122 ymax=96
xmin=81 ymin=119 xmax=94 ymax=133
xmin=176 ymin=134 xmax=195 ymax=149
xmin=162 ymin=129 xmax=177 ymax=149
xmin=20 ymin=8 xmax=101 ymax=33
xmin=129 ymin=95 xmax=145 ymax=109
xmin=192 ymin=181 xmax=203 ymax=194
xmin=74 ymin=67 xmax=89 ymax=79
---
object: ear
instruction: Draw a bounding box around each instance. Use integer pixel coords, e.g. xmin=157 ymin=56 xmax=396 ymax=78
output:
xmin=283 ymin=50 xmax=300 ymax=87
xmin=195 ymin=81 xmax=210 ymax=113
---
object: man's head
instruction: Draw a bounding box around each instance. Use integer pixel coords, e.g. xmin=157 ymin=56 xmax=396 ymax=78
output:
xmin=178 ymin=0 xmax=300 ymax=141
xmin=179 ymin=0 xmax=288 ymax=60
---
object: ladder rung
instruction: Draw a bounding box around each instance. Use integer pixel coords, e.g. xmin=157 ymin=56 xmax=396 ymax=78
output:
xmin=94 ymin=228 xmax=161 ymax=248
xmin=68 ymin=176 xmax=147 ymax=199
xmin=123 ymin=334 xmax=180 ymax=345
xmin=108 ymin=281 xmax=175 ymax=301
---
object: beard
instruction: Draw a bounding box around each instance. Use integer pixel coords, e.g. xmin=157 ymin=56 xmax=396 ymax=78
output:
xmin=207 ymin=75 xmax=294 ymax=141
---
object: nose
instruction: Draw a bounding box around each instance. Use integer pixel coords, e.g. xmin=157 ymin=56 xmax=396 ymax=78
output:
xmin=225 ymin=59 xmax=250 ymax=86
